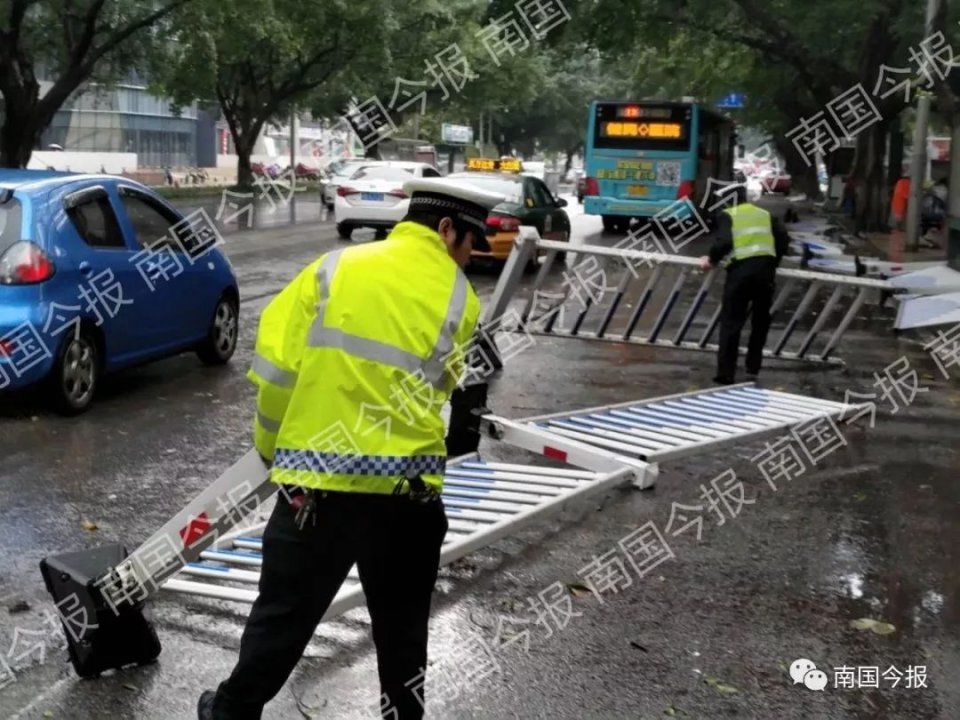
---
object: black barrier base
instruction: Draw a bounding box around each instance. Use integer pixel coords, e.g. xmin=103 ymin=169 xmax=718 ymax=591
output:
xmin=40 ymin=543 xmax=161 ymax=678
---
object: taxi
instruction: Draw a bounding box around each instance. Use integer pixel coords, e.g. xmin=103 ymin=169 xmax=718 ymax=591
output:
xmin=448 ymin=158 xmax=571 ymax=261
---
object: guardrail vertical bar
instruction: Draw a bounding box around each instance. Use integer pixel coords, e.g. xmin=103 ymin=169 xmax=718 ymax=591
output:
xmin=770 ymin=277 xmax=798 ymax=315
xmin=623 ymin=265 xmax=663 ymax=340
xmin=796 ymin=285 xmax=845 ymax=358
xmin=597 ymin=266 xmax=635 ymax=338
xmin=484 ymin=229 xmax=539 ymax=328
xmin=819 ymin=287 xmax=869 ymax=360
xmin=673 ymin=269 xmax=717 ymax=345
xmin=773 ymin=281 xmax=821 ymax=355
xmin=647 ymin=268 xmax=688 ymax=343
xmin=697 ymin=305 xmax=722 ymax=347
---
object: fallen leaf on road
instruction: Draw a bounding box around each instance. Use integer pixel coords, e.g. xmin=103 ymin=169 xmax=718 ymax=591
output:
xmin=122 ymin=683 xmax=138 ymax=692
xmin=664 ymin=705 xmax=677 ymax=716
xmin=566 ymin=582 xmax=593 ymax=598
xmin=629 ymin=641 xmax=648 ymax=652
xmin=81 ymin=519 xmax=98 ymax=531
xmin=704 ymin=675 xmax=739 ymax=695
xmin=850 ymin=618 xmax=896 ymax=635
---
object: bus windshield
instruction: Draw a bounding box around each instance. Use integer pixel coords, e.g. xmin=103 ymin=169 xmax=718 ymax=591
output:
xmin=591 ymin=103 xmax=692 ymax=153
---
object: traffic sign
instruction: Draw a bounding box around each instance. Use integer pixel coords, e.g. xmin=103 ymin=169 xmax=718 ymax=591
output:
xmin=442 ymin=123 xmax=474 ymax=144
xmin=717 ymin=93 xmax=746 ymax=109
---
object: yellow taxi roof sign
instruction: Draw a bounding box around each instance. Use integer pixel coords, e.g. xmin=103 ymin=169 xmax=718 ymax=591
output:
xmin=467 ymin=157 xmax=523 ymax=173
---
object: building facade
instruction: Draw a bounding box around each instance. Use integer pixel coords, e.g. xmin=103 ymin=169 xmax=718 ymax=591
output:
xmin=38 ymin=79 xmax=217 ymax=168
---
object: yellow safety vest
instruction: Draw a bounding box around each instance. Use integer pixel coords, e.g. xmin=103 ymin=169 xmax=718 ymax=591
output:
xmin=724 ymin=203 xmax=776 ymax=261
xmin=248 ymin=220 xmax=481 ymax=495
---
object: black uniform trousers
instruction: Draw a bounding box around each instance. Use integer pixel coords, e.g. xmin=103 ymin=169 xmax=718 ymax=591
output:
xmin=716 ymin=258 xmax=777 ymax=382
xmin=211 ymin=489 xmax=448 ymax=720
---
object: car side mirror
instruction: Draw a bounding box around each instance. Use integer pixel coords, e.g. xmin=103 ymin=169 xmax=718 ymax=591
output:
xmin=556 ymin=198 xmax=568 ymax=208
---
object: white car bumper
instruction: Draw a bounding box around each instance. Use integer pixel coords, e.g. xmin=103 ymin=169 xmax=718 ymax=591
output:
xmin=334 ymin=194 xmax=409 ymax=227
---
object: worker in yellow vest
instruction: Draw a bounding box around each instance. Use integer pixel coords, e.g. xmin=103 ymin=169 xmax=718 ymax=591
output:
xmin=199 ymin=179 xmax=505 ymax=720
xmin=698 ymin=184 xmax=790 ymax=384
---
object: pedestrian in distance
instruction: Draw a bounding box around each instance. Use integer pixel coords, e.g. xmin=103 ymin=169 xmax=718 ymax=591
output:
xmin=698 ymin=184 xmax=790 ymax=385
xmin=198 ymin=178 xmax=505 ymax=720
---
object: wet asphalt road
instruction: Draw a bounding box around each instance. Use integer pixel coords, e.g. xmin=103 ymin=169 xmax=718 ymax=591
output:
xmin=0 ymin=198 xmax=958 ymax=719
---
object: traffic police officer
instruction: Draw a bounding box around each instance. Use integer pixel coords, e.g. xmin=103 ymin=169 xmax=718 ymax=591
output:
xmin=199 ymin=178 xmax=505 ymax=720
xmin=699 ymin=184 xmax=790 ymax=385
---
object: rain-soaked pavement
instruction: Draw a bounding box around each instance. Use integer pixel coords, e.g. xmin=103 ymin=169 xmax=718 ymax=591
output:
xmin=0 ymin=197 xmax=958 ymax=719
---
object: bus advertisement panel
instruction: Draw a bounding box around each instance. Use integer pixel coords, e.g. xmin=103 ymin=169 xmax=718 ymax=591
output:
xmin=583 ymin=101 xmax=735 ymax=233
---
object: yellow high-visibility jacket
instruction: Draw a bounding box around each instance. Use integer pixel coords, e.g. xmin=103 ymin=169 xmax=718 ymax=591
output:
xmin=724 ymin=203 xmax=777 ymax=261
xmin=248 ymin=220 xmax=480 ymax=494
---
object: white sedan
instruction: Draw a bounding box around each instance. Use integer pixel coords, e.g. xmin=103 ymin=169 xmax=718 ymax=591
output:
xmin=322 ymin=159 xmax=374 ymax=209
xmin=334 ymin=164 xmax=440 ymax=239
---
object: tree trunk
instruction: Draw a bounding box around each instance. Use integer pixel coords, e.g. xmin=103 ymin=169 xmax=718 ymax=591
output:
xmin=850 ymin=119 xmax=890 ymax=232
xmin=0 ymin=93 xmax=42 ymax=168
xmin=564 ymin=149 xmax=574 ymax=175
xmin=235 ymin=137 xmax=254 ymax=189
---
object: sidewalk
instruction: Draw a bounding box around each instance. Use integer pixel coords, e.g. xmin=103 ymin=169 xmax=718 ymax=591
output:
xmin=770 ymin=195 xmax=948 ymax=264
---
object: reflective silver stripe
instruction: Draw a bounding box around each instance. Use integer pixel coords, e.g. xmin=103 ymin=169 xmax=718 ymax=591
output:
xmin=423 ymin=269 xmax=468 ymax=387
xmin=256 ymin=410 xmax=282 ymax=434
xmin=315 ymin=250 xmax=345 ymax=326
xmin=734 ymin=242 xmax=777 ymax=258
xmin=307 ymin=250 xmax=469 ymax=391
xmin=310 ymin=327 xmax=425 ymax=376
xmin=251 ymin=353 xmax=297 ymax=388
xmin=731 ymin=225 xmax=773 ymax=238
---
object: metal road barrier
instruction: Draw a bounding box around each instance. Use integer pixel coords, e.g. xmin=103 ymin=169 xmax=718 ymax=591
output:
xmin=483 ymin=228 xmax=894 ymax=365
xmin=41 ymin=381 xmax=866 ymax=676
xmin=158 ymin=383 xmax=859 ymax=611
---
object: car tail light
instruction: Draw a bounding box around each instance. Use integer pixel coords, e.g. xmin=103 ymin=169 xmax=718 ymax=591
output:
xmin=677 ymin=180 xmax=695 ymax=199
xmin=486 ymin=214 xmax=521 ymax=232
xmin=0 ymin=241 xmax=56 ymax=285
xmin=584 ymin=177 xmax=599 ymax=196
xmin=337 ymin=186 xmax=358 ymax=197
xmin=387 ymin=188 xmax=408 ymax=198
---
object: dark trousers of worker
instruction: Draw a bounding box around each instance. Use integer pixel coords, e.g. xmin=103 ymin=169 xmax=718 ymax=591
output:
xmin=210 ymin=489 xmax=448 ymax=720
xmin=716 ymin=260 xmax=777 ymax=382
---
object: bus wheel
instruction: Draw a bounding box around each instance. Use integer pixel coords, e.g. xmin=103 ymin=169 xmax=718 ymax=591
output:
xmin=602 ymin=215 xmax=621 ymax=233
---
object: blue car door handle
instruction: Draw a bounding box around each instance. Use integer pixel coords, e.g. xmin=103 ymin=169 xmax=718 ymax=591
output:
xmin=78 ymin=261 xmax=93 ymax=277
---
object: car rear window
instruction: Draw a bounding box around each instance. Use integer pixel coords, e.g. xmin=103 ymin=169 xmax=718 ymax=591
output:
xmin=449 ymin=176 xmax=523 ymax=203
xmin=352 ymin=166 xmax=415 ymax=181
xmin=0 ymin=196 xmax=23 ymax=255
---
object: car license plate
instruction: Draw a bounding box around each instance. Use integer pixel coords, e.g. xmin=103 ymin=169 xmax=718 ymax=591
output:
xmin=361 ymin=192 xmax=384 ymax=201
xmin=625 ymin=185 xmax=648 ymax=197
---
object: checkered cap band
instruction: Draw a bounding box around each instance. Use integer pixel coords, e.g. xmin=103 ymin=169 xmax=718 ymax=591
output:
xmin=408 ymin=192 xmax=488 ymax=226
xmin=274 ymin=449 xmax=447 ymax=477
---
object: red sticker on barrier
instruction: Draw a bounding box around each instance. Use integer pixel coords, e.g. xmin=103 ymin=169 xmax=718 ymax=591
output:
xmin=543 ymin=446 xmax=568 ymax=462
xmin=179 ymin=513 xmax=211 ymax=547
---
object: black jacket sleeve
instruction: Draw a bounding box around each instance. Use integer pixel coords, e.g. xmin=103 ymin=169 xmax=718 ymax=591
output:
xmin=771 ymin=216 xmax=791 ymax=261
xmin=708 ymin=212 xmax=733 ymax=266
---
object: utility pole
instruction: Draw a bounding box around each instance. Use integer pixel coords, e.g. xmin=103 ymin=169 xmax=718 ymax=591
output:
xmin=479 ymin=111 xmax=484 ymax=151
xmin=906 ymin=0 xmax=939 ymax=251
xmin=289 ymin=109 xmax=299 ymax=225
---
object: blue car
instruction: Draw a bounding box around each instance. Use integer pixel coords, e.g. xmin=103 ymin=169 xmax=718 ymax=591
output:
xmin=0 ymin=170 xmax=239 ymax=414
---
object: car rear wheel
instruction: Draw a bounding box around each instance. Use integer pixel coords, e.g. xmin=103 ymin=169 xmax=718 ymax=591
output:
xmin=49 ymin=329 xmax=99 ymax=416
xmin=336 ymin=222 xmax=353 ymax=240
xmin=197 ymin=296 xmax=239 ymax=365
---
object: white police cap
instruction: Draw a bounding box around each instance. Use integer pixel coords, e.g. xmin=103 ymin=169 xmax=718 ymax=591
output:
xmin=403 ymin=177 xmax=505 ymax=232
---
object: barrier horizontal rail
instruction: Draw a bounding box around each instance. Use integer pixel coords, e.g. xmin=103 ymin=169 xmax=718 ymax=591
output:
xmin=483 ymin=229 xmax=893 ymax=366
